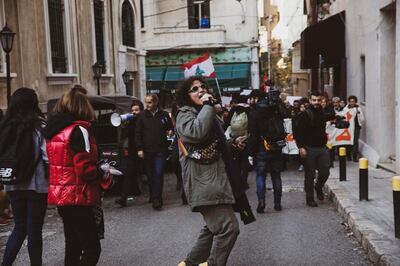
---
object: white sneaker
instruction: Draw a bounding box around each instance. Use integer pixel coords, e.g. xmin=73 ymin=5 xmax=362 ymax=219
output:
xmin=248 ymin=156 xmax=254 ymax=166
xmin=298 ymin=165 xmax=304 ymax=172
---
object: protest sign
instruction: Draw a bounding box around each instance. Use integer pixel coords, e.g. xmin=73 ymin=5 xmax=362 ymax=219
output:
xmin=281 ymin=107 xmax=357 ymax=154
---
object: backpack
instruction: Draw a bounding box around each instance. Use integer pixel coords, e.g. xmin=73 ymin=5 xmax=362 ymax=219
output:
xmin=261 ymin=116 xmax=287 ymax=151
xmin=0 ymin=123 xmax=40 ymax=185
xmin=230 ymin=111 xmax=248 ymax=137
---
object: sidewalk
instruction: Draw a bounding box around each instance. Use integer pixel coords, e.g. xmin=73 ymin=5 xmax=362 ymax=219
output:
xmin=325 ymin=161 xmax=400 ymax=265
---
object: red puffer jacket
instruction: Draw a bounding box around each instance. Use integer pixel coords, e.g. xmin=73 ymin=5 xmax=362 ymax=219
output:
xmin=47 ymin=121 xmax=101 ymax=206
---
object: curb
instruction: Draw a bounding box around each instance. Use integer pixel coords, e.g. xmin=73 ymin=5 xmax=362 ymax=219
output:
xmin=324 ymin=183 xmax=400 ymax=266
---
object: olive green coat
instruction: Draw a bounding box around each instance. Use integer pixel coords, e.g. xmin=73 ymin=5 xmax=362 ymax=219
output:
xmin=176 ymin=105 xmax=235 ymax=211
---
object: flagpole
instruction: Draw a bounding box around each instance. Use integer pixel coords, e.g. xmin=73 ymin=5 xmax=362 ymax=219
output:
xmin=214 ymin=77 xmax=223 ymax=99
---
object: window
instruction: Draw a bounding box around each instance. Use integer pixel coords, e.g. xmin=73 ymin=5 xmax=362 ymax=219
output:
xmin=360 ymin=55 xmax=366 ymax=103
xmin=0 ymin=0 xmax=5 ymax=73
xmin=122 ymin=0 xmax=135 ymax=47
xmin=45 ymin=0 xmax=73 ymax=75
xmin=188 ymin=0 xmax=210 ymax=29
xmin=140 ymin=0 xmax=144 ymax=28
xmin=47 ymin=0 xmax=68 ymax=73
xmin=94 ymin=0 xmax=106 ymax=73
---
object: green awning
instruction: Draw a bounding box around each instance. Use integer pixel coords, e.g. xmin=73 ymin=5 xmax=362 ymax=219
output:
xmin=215 ymin=64 xmax=250 ymax=80
xmin=146 ymin=67 xmax=165 ymax=81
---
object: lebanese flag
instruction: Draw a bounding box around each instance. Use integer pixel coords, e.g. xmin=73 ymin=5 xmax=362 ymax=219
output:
xmin=183 ymin=52 xmax=216 ymax=79
xmin=263 ymin=72 xmax=268 ymax=92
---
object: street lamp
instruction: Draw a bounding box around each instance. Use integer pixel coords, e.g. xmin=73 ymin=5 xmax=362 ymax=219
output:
xmin=92 ymin=62 xmax=103 ymax=95
xmin=146 ymin=78 xmax=153 ymax=93
xmin=0 ymin=24 xmax=16 ymax=106
xmin=122 ymin=70 xmax=132 ymax=96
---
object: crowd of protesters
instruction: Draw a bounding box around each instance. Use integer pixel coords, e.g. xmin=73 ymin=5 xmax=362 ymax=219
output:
xmin=0 ymin=78 xmax=364 ymax=265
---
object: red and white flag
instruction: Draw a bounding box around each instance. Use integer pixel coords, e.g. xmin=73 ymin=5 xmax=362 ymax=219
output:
xmin=263 ymin=72 xmax=268 ymax=92
xmin=183 ymin=52 xmax=216 ymax=79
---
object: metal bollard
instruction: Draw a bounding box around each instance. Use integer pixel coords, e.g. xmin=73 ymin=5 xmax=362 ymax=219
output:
xmin=393 ymin=176 xmax=400 ymax=238
xmin=359 ymin=158 xmax=368 ymax=201
xmin=339 ymin=147 xmax=346 ymax=181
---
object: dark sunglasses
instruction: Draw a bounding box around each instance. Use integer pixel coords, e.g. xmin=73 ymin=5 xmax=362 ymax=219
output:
xmin=188 ymin=84 xmax=207 ymax=93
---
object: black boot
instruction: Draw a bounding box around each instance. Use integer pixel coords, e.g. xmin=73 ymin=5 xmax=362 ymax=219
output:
xmin=256 ymin=200 xmax=265 ymax=213
xmin=306 ymin=198 xmax=318 ymax=207
xmin=152 ymin=199 xmax=162 ymax=210
xmin=274 ymin=203 xmax=282 ymax=211
xmin=115 ymin=196 xmax=127 ymax=207
xmin=274 ymin=192 xmax=282 ymax=211
xmin=315 ymin=185 xmax=324 ymax=201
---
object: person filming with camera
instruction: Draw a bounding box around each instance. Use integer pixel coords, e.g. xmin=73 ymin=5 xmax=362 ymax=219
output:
xmin=248 ymin=88 xmax=287 ymax=213
xmin=295 ymin=91 xmax=337 ymax=207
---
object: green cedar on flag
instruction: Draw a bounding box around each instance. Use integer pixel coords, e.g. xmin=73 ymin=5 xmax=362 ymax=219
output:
xmin=183 ymin=52 xmax=216 ymax=79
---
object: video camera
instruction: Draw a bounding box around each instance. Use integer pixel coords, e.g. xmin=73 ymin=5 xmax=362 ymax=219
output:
xmin=332 ymin=115 xmax=350 ymax=129
xmin=265 ymin=88 xmax=281 ymax=107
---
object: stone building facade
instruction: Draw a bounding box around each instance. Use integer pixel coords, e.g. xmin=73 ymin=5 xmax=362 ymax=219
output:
xmin=140 ymin=0 xmax=259 ymax=105
xmin=0 ymin=0 xmax=146 ymax=111
xmin=305 ymin=0 xmax=400 ymax=172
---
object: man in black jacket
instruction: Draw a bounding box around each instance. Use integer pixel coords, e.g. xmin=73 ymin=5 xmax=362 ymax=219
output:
xmin=115 ymin=100 xmax=144 ymax=207
xmin=135 ymin=94 xmax=173 ymax=210
xmin=296 ymin=91 xmax=335 ymax=207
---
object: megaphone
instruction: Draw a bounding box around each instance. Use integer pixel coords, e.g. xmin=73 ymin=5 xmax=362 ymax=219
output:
xmin=110 ymin=113 xmax=135 ymax=127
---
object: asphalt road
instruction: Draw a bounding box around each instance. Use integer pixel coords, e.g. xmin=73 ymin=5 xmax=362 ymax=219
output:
xmin=0 ymin=162 xmax=370 ymax=265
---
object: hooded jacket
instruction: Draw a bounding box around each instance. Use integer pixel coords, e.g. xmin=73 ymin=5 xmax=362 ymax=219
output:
xmin=176 ymin=105 xmax=235 ymax=211
xmin=44 ymin=114 xmax=101 ymax=206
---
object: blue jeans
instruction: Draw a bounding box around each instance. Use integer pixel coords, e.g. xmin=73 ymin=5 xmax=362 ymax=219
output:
xmin=255 ymin=151 xmax=283 ymax=205
xmin=144 ymin=152 xmax=167 ymax=201
xmin=2 ymin=191 xmax=47 ymax=266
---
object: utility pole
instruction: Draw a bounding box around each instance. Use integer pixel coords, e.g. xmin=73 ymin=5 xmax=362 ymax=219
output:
xmin=267 ymin=16 xmax=272 ymax=80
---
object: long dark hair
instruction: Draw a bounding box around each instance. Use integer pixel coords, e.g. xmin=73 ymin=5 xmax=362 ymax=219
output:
xmin=0 ymin=88 xmax=42 ymax=132
xmin=175 ymin=76 xmax=207 ymax=107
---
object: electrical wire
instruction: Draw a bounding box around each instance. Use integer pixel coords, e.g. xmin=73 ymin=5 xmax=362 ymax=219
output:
xmin=144 ymin=4 xmax=188 ymax=18
xmin=285 ymin=2 xmax=301 ymax=27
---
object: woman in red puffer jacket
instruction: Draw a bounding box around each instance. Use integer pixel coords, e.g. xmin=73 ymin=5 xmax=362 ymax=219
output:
xmin=44 ymin=85 xmax=110 ymax=266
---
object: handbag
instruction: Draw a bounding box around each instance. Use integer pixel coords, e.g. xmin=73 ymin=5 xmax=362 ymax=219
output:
xmin=172 ymin=114 xmax=220 ymax=165
xmin=178 ymin=138 xmax=220 ymax=165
